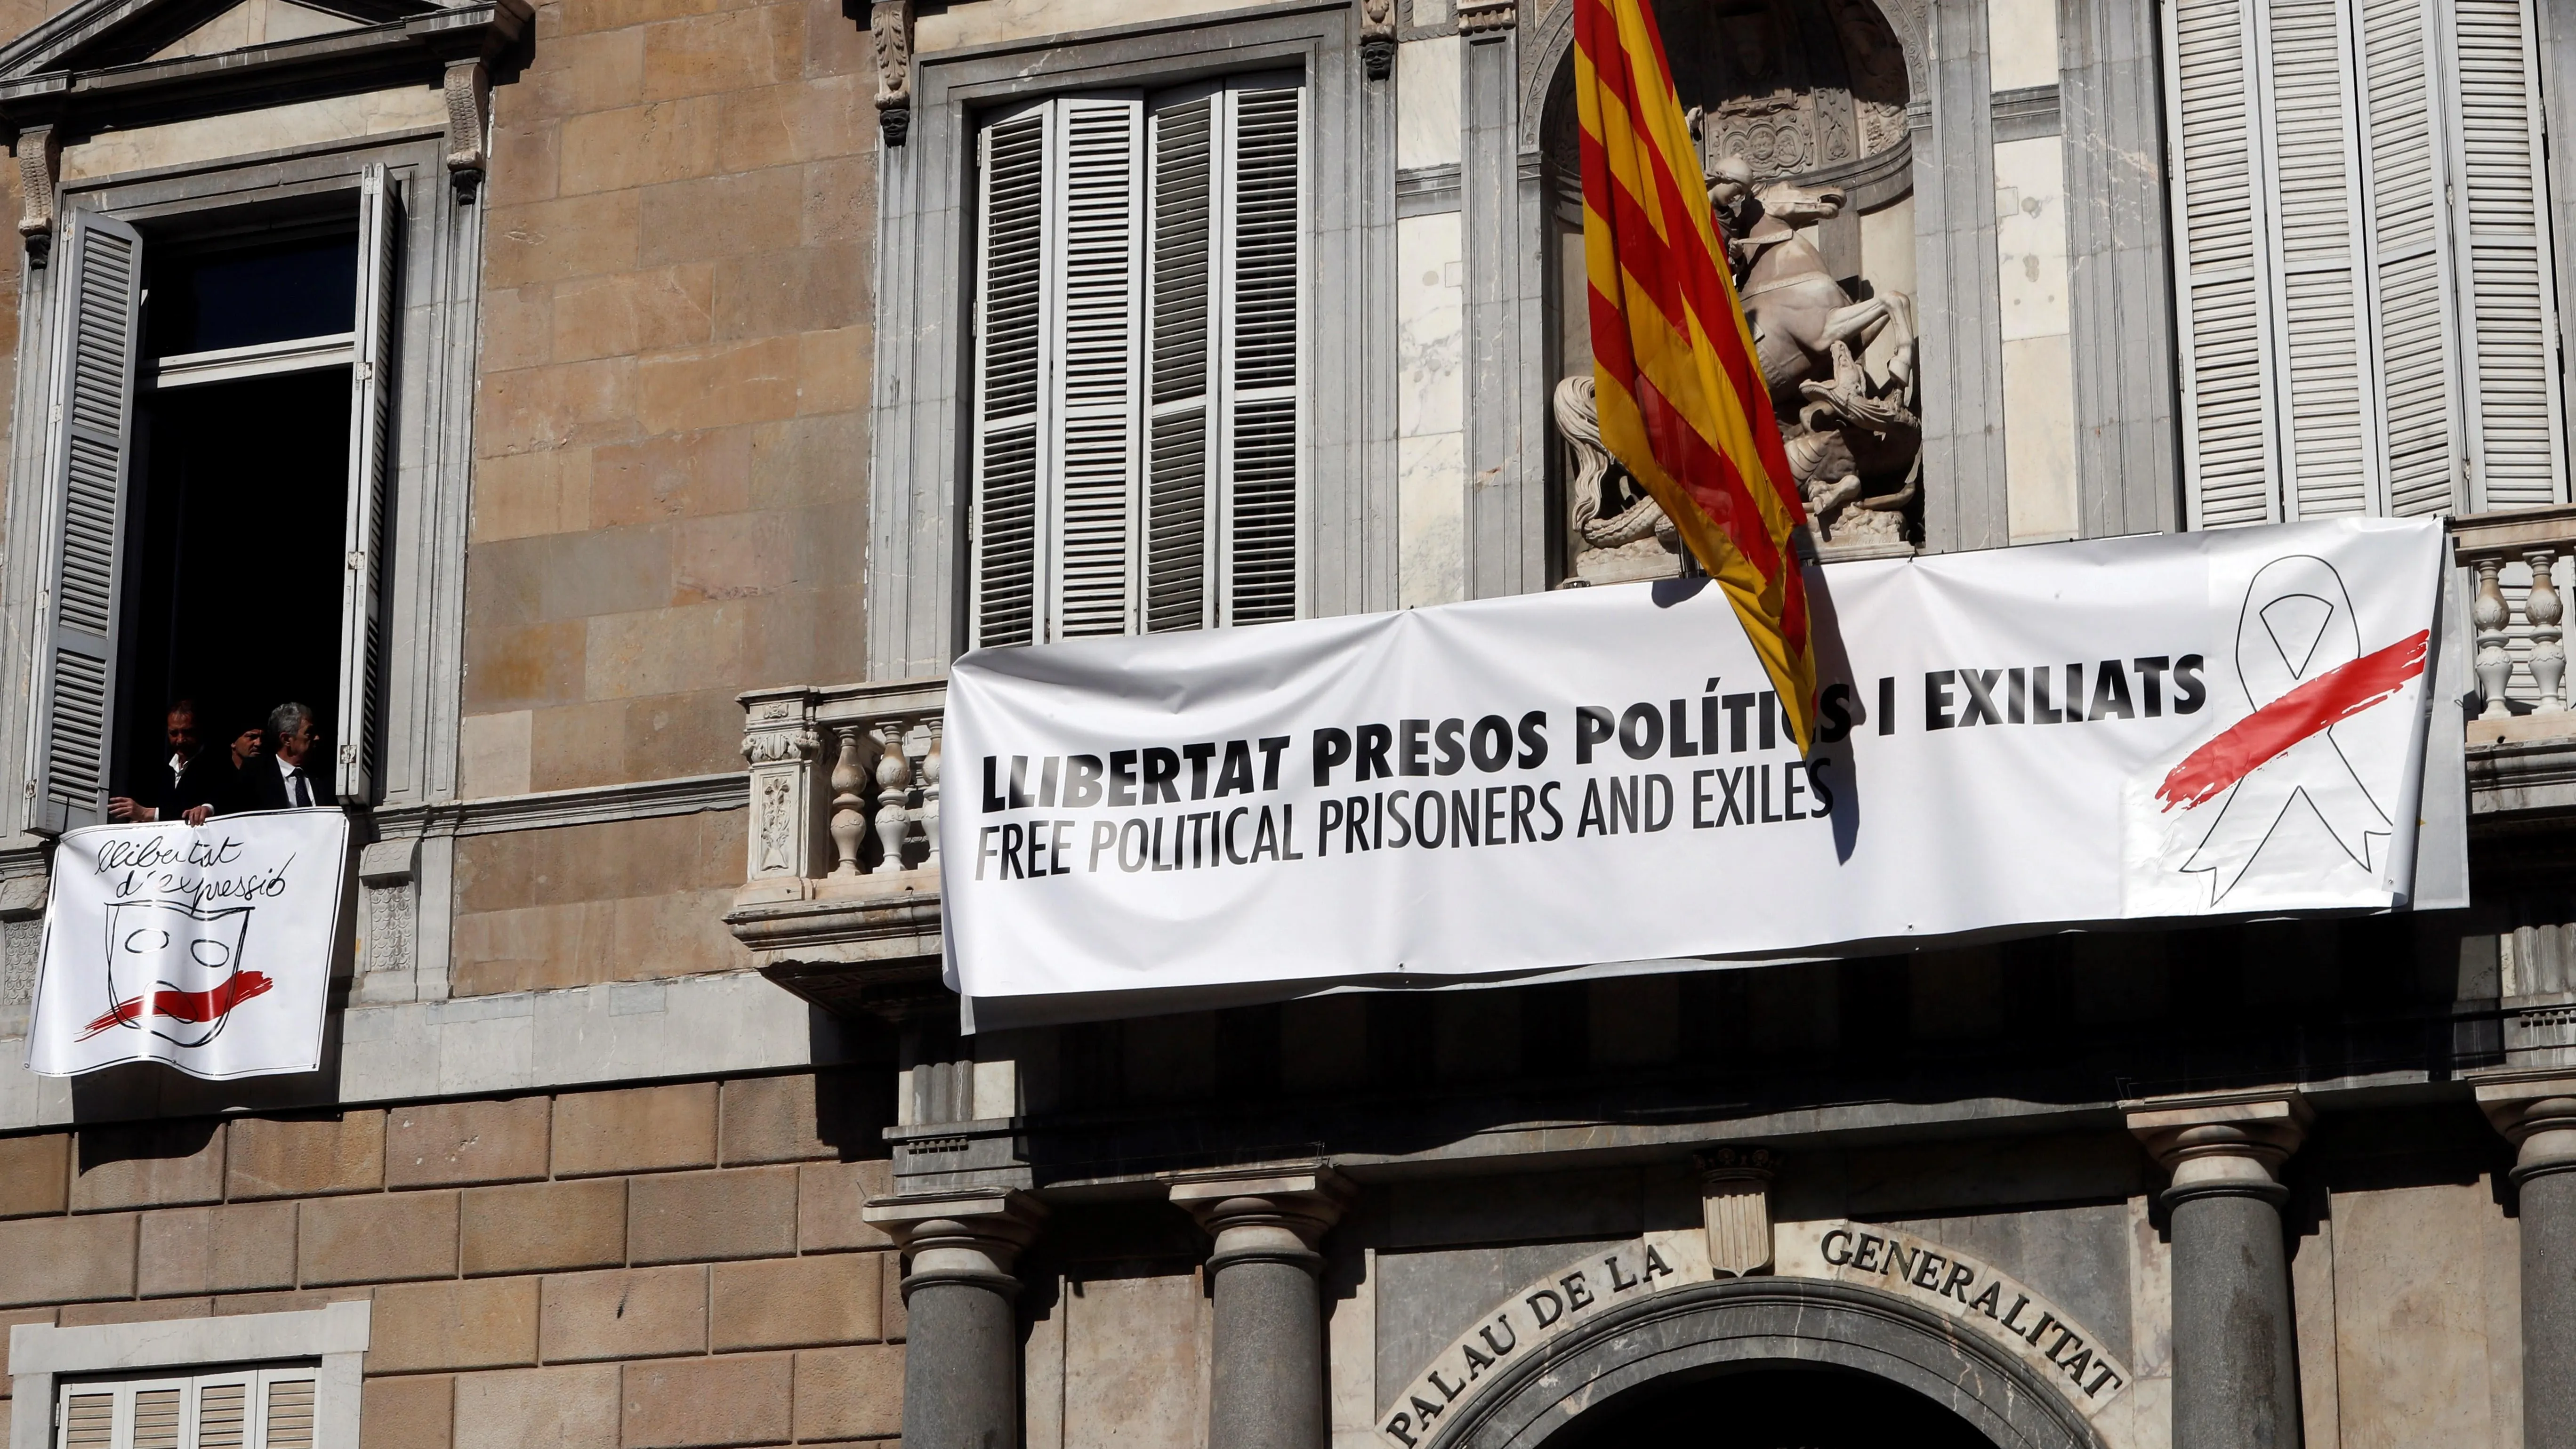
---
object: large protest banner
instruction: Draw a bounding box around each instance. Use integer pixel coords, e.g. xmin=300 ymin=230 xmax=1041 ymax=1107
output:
xmin=27 ymin=809 xmax=350 ymax=1079
xmin=943 ymin=518 xmax=2456 ymax=1022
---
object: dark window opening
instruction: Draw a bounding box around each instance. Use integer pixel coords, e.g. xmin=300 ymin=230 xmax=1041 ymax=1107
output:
xmin=146 ymin=232 xmax=358 ymax=359
xmin=112 ymin=227 xmax=361 ymax=809
xmin=115 ymin=370 xmax=350 ymax=800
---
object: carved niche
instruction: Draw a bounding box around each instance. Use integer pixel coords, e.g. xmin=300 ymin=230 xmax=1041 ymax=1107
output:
xmin=1549 ymin=0 xmax=1919 ymax=584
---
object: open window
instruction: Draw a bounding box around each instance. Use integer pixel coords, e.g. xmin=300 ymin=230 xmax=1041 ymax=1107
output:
xmin=25 ymin=163 xmax=398 ymax=832
xmin=966 ymin=74 xmax=1307 ymax=648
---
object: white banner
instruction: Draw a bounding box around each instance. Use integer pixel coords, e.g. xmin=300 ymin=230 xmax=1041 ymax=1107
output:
xmin=943 ymin=518 xmax=2455 ymax=1016
xmin=27 ymin=809 xmax=351 ymax=1079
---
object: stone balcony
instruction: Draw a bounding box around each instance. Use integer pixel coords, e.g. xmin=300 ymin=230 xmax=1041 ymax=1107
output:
xmin=727 ymin=678 xmax=948 ymax=1017
xmin=728 ymin=512 xmax=2576 ymax=1018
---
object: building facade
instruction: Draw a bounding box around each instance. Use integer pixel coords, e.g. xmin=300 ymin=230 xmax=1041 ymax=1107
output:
xmin=0 ymin=0 xmax=2567 ymax=1443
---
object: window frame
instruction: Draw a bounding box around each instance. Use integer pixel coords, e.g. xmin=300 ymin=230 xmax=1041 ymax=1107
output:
xmin=867 ymin=0 xmax=1391 ymax=677
xmin=0 ymin=130 xmax=482 ymax=835
xmin=7 ymin=1302 xmax=369 ymax=1449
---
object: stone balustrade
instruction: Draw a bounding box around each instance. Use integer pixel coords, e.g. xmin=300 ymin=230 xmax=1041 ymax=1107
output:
xmin=2455 ymin=504 xmax=2576 ymax=738
xmin=729 ymin=680 xmax=949 ymax=1013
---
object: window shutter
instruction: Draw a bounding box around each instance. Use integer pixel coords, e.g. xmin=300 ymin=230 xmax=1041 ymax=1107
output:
xmin=1048 ymin=96 xmax=1145 ymax=639
xmin=27 ymin=209 xmax=144 ymax=835
xmin=2356 ymin=0 xmax=2467 ymax=516
xmin=1218 ymin=81 xmax=1304 ymax=625
xmin=2260 ymin=0 xmax=2377 ymax=518
xmin=1146 ymin=91 xmax=1216 ymax=634
xmin=2446 ymin=0 xmax=2566 ymax=509
xmin=971 ymin=108 xmax=1048 ymax=649
xmin=194 ymin=1380 xmax=248 ymax=1449
xmin=2167 ymin=0 xmax=2280 ymax=528
xmin=258 ymin=1375 xmax=316 ymax=1449
xmin=335 ymin=164 xmax=400 ymax=804
xmin=58 ymin=1389 xmax=115 ymax=1449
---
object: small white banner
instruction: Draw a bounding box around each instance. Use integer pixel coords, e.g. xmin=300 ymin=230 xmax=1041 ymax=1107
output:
xmin=27 ymin=809 xmax=350 ymax=1079
xmin=943 ymin=518 xmax=2451 ymax=1010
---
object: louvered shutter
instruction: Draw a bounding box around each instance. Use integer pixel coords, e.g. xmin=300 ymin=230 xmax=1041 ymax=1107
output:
xmin=1047 ymin=97 xmax=1145 ymax=638
xmin=971 ymin=107 xmax=1047 ymax=649
xmin=2168 ymin=0 xmax=2279 ymax=528
xmin=59 ymin=1388 xmax=115 ymax=1449
xmin=335 ymin=164 xmax=400 ymax=804
xmin=2261 ymin=0 xmax=2376 ymax=518
xmin=1218 ymin=80 xmax=1304 ymax=626
xmin=969 ymin=81 xmax=1301 ymax=647
xmin=1146 ymin=91 xmax=1216 ymax=633
xmin=259 ymin=1375 xmax=316 ymax=1449
xmin=28 ymin=209 xmax=144 ymax=835
xmin=2446 ymin=0 xmax=2566 ymax=510
xmin=194 ymin=1379 xmax=249 ymax=1449
xmin=2357 ymin=0 xmax=2467 ymax=516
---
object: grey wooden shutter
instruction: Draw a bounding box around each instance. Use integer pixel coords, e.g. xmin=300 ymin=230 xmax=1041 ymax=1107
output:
xmin=2357 ymin=0 xmax=2467 ymax=517
xmin=1217 ymin=80 xmax=1304 ymax=625
xmin=971 ymin=106 xmax=1048 ymax=649
xmin=58 ymin=1387 xmax=115 ymax=1449
xmin=1145 ymin=90 xmax=1216 ymax=633
xmin=27 ymin=209 xmax=143 ymax=835
xmin=335 ymin=164 xmax=399 ymax=804
xmin=1047 ymin=96 xmax=1145 ymax=639
xmin=2259 ymin=0 xmax=2377 ymax=518
xmin=2446 ymin=0 xmax=2566 ymax=509
xmin=2167 ymin=0 xmax=2280 ymax=528
xmin=259 ymin=1374 xmax=316 ymax=1449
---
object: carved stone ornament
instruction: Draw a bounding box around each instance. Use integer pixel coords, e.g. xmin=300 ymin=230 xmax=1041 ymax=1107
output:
xmin=1696 ymin=1145 xmax=1777 ymax=1277
xmin=1457 ymin=0 xmax=1514 ymax=32
xmin=444 ymin=60 xmax=491 ymax=201
xmin=872 ymin=0 xmax=914 ymax=146
xmin=1550 ymin=0 xmax=1921 ymax=580
xmin=1360 ymin=0 xmax=1395 ymax=79
xmin=15 ymin=124 xmax=59 ymax=265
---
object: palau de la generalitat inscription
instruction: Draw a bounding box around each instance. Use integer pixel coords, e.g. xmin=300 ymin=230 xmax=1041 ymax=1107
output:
xmin=1375 ymin=1221 xmax=2130 ymax=1448
xmin=1775 ymin=1221 xmax=2135 ymax=1416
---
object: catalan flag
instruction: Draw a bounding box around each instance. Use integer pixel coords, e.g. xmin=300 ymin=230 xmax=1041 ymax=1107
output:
xmin=1575 ymin=0 xmax=1818 ymax=750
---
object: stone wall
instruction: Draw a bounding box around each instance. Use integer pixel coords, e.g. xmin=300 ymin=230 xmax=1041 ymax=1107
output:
xmin=0 ymin=1072 xmax=900 ymax=1448
xmin=450 ymin=810 xmax=749 ymax=996
xmin=459 ymin=0 xmax=877 ymax=800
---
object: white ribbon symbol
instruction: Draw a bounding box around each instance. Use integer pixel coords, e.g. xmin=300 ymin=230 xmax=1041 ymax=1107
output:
xmin=2175 ymin=555 xmax=2391 ymax=902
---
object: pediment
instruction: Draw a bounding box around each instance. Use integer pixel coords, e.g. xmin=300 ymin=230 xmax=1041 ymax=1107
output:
xmin=0 ymin=0 xmax=434 ymax=83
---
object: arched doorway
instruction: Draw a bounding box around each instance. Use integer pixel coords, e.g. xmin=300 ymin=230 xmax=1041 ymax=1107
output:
xmin=1541 ymin=1364 xmax=2001 ymax=1449
xmin=1425 ymin=1278 xmax=2108 ymax=1449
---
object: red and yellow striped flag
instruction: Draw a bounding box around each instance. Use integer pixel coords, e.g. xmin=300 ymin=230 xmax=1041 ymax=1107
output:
xmin=1574 ymin=0 xmax=1818 ymax=751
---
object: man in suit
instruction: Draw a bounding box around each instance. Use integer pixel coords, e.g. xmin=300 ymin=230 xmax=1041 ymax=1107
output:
xmin=108 ymin=699 xmax=221 ymax=826
xmin=182 ymin=717 xmax=267 ymax=818
xmin=242 ymin=702 xmax=329 ymax=811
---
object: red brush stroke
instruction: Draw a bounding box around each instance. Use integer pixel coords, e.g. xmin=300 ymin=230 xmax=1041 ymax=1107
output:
xmin=79 ymin=972 xmax=274 ymax=1041
xmin=2156 ymin=630 xmax=2431 ymax=813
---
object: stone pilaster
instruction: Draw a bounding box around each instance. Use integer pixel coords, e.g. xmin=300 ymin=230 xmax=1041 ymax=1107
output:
xmin=1171 ymin=1168 xmax=1355 ymax=1449
xmin=2478 ymin=1075 xmax=2576 ymax=1449
xmin=864 ymin=1190 xmax=1047 ymax=1449
xmin=2125 ymin=1092 xmax=2310 ymax=1449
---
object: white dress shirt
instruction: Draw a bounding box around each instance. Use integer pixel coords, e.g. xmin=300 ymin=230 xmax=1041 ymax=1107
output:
xmin=276 ymin=754 xmax=316 ymax=808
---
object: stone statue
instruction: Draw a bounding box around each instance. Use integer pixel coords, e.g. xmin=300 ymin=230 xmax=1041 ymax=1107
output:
xmin=1557 ymin=155 xmax=1919 ymax=581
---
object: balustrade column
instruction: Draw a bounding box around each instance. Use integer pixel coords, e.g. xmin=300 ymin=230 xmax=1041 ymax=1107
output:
xmin=863 ymin=1191 xmax=1046 ymax=1449
xmin=2478 ymin=1077 xmax=2576 ymax=1449
xmin=1172 ymin=1169 xmax=1354 ymax=1449
xmin=2126 ymin=1094 xmax=2310 ymax=1449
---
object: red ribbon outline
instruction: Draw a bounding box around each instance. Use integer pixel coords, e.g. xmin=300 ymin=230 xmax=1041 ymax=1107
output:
xmin=2156 ymin=629 xmax=2431 ymax=813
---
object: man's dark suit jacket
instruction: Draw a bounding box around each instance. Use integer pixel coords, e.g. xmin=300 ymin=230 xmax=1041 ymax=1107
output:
xmin=172 ymin=756 xmax=249 ymax=816
xmin=239 ymin=759 xmax=328 ymax=812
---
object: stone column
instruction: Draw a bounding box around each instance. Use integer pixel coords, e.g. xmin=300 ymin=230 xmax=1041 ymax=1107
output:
xmin=864 ymin=1191 xmax=1046 ymax=1449
xmin=2125 ymin=1093 xmax=2311 ymax=1449
xmin=2478 ymin=1076 xmax=2576 ymax=1449
xmin=1171 ymin=1168 xmax=1355 ymax=1449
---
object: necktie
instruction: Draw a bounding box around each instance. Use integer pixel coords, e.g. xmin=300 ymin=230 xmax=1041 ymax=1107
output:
xmin=292 ymin=770 xmax=311 ymax=808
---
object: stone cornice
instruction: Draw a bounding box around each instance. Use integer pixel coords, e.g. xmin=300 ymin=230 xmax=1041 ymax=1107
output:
xmin=0 ymin=0 xmax=529 ymax=142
